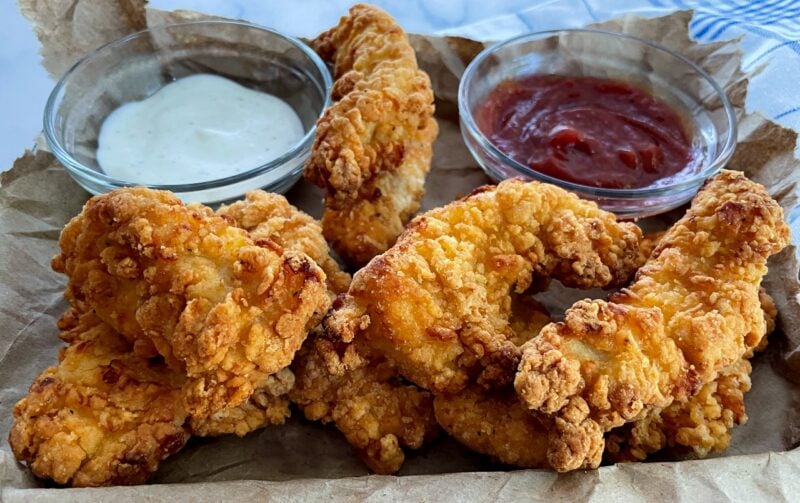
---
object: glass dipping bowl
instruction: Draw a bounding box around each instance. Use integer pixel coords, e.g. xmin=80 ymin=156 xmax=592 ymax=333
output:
xmin=44 ymin=21 xmax=332 ymax=205
xmin=459 ymin=29 xmax=737 ymax=219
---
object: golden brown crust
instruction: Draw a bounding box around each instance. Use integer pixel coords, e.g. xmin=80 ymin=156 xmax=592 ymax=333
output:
xmin=605 ymin=359 xmax=752 ymax=462
xmin=219 ymin=189 xmax=438 ymax=471
xmin=188 ymin=368 xmax=294 ymax=437
xmin=305 ymin=4 xmax=438 ymax=265
xmin=605 ymin=292 xmax=776 ymax=463
xmin=515 ymin=170 xmax=790 ymax=471
xmin=637 ymin=231 xmax=665 ymax=266
xmin=327 ymin=177 xmax=643 ymax=395
xmin=431 ymin=275 xmax=586 ymax=470
xmin=214 ymin=190 xmax=352 ymax=437
xmin=320 ymin=122 xmax=436 ymax=266
xmin=9 ymin=316 xmax=189 ymax=487
xmin=432 ymin=280 xmax=775 ymax=469
xmin=52 ymin=187 xmax=330 ymax=418
xmin=289 ymin=336 xmax=438 ymax=474
xmin=434 ymin=386 xmax=549 ymax=468
xmin=13 ymin=189 xmax=346 ymax=486
xmin=217 ymin=190 xmax=351 ymax=295
xmin=306 ymin=3 xmax=433 ymax=203
xmin=755 ymin=287 xmax=777 ymax=352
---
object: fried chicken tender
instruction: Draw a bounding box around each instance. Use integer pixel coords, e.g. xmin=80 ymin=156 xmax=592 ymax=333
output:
xmin=218 ymin=189 xmax=437 ymax=471
xmin=305 ymin=4 xmax=438 ymax=265
xmin=434 ymin=298 xmax=551 ymax=467
xmin=605 ymin=290 xmax=776 ymax=462
xmin=217 ymin=191 xmax=351 ymax=295
xmin=326 ymin=178 xmax=643 ymax=395
xmin=52 ymin=187 xmax=330 ymax=418
xmin=289 ymin=336 xmax=438 ymax=474
xmin=320 ymin=124 xmax=437 ymax=266
xmin=605 ymin=359 xmax=752 ymax=463
xmin=200 ymin=190 xmax=349 ymax=436
xmin=9 ymin=313 xmax=189 ymax=487
xmin=434 ymin=387 xmax=549 ymax=468
xmin=436 ymin=288 xmax=776 ymax=469
xmin=515 ymin=170 xmax=790 ymax=471
xmin=188 ymin=368 xmax=295 ymax=437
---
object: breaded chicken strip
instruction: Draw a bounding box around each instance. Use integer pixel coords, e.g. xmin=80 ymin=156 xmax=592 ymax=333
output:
xmin=306 ymin=4 xmax=438 ymax=265
xmin=52 ymin=188 xmax=330 ymax=418
xmin=434 ymin=298 xmax=551 ymax=467
xmin=605 ymin=290 xmax=776 ymax=462
xmin=187 ymin=368 xmax=294 ymax=437
xmin=436 ymin=290 xmax=775 ymax=468
xmin=9 ymin=313 xmax=189 ymax=487
xmin=320 ymin=123 xmax=436 ymax=266
xmin=326 ymin=178 xmax=642 ymax=395
xmin=515 ymin=170 xmax=790 ymax=471
xmin=218 ymin=190 xmax=436 ymax=471
xmin=197 ymin=191 xmax=349 ymax=437
xmin=434 ymin=387 xmax=549 ymax=468
xmin=307 ymin=3 xmax=434 ymax=203
xmin=289 ymin=336 xmax=438 ymax=474
xmin=605 ymin=359 xmax=752 ymax=463
xmin=217 ymin=191 xmax=351 ymax=295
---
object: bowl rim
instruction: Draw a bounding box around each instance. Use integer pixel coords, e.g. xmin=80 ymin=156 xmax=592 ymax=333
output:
xmin=458 ymin=28 xmax=738 ymax=198
xmin=43 ymin=19 xmax=333 ymax=192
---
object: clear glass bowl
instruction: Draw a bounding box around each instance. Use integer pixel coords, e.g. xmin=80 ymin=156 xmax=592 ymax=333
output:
xmin=459 ymin=29 xmax=737 ymax=219
xmin=44 ymin=21 xmax=332 ymax=205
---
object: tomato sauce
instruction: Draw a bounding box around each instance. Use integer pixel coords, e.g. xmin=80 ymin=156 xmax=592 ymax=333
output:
xmin=475 ymin=74 xmax=694 ymax=189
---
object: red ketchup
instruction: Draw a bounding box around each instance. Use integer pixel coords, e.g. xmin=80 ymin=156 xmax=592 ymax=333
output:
xmin=475 ymin=75 xmax=694 ymax=189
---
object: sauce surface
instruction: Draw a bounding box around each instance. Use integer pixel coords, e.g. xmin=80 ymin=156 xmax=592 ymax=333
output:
xmin=97 ymin=74 xmax=304 ymax=184
xmin=475 ymin=74 xmax=694 ymax=189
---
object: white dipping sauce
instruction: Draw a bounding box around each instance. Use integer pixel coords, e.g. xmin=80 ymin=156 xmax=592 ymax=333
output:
xmin=97 ymin=73 xmax=305 ymax=184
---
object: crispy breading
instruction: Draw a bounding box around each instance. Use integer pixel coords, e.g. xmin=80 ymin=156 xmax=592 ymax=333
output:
xmin=434 ymin=298 xmax=551 ymax=467
xmin=188 ymin=368 xmax=295 ymax=437
xmin=434 ymin=282 xmax=776 ymax=468
xmin=307 ymin=3 xmax=434 ymax=203
xmin=754 ymin=287 xmax=777 ymax=353
xmin=219 ymin=188 xmax=437 ymax=472
xmin=605 ymin=359 xmax=752 ymax=462
xmin=217 ymin=191 xmax=351 ymax=295
xmin=605 ymin=290 xmax=776 ymax=462
xmin=515 ymin=170 xmax=790 ymax=471
xmin=8 ymin=315 xmax=189 ymax=487
xmin=305 ymin=4 xmax=438 ymax=265
xmin=326 ymin=178 xmax=642 ymax=395
xmin=212 ymin=190 xmax=349 ymax=436
xmin=320 ymin=123 xmax=436 ymax=266
xmin=312 ymin=4 xmax=419 ymax=81
xmin=637 ymin=230 xmax=665 ymax=265
xmin=434 ymin=387 xmax=549 ymax=468
xmin=52 ymin=187 xmax=330 ymax=418
xmin=10 ymin=191 xmax=340 ymax=486
xmin=289 ymin=335 xmax=438 ymax=474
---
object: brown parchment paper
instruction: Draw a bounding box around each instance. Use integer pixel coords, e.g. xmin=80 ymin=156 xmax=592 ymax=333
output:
xmin=3 ymin=3 xmax=800 ymax=501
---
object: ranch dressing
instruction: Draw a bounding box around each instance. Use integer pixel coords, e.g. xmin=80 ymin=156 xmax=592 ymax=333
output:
xmin=97 ymin=73 xmax=305 ymax=184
